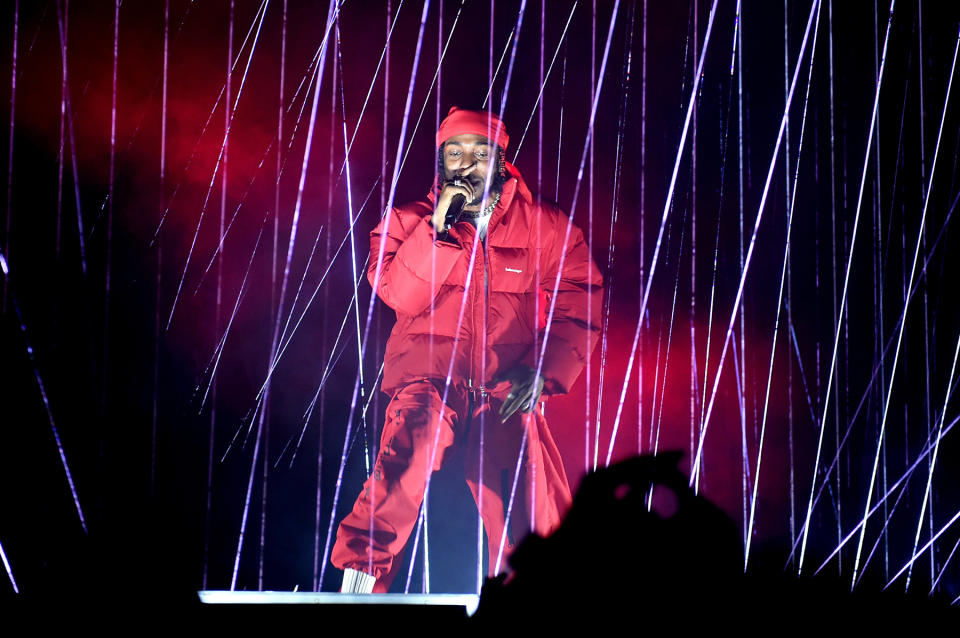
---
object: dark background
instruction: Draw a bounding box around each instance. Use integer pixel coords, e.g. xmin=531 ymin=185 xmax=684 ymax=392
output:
xmin=2 ymin=0 xmax=960 ymax=598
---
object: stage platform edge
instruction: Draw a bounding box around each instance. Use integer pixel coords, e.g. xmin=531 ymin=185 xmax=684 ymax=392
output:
xmin=198 ymin=591 xmax=480 ymax=615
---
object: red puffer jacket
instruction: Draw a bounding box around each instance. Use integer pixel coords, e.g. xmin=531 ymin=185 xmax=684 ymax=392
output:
xmin=368 ymin=167 xmax=602 ymax=399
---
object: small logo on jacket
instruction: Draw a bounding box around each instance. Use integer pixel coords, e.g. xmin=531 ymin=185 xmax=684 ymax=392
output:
xmin=505 ymin=267 xmax=522 ymax=273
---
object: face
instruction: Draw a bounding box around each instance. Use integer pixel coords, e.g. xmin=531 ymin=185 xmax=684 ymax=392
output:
xmin=441 ymin=133 xmax=498 ymax=204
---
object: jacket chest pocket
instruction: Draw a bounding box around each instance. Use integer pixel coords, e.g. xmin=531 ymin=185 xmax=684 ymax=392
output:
xmin=488 ymin=247 xmax=536 ymax=293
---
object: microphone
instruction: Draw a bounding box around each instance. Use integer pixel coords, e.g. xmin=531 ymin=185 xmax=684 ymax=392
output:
xmin=444 ymin=194 xmax=467 ymax=230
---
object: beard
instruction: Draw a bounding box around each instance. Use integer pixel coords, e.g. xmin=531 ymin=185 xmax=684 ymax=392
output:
xmin=465 ymin=176 xmax=487 ymax=205
xmin=443 ymin=170 xmax=489 ymax=206
xmin=437 ymin=146 xmax=508 ymax=205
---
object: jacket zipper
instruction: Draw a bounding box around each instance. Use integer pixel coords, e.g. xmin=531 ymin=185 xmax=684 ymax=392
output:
xmin=481 ymin=232 xmax=490 ymax=390
xmin=468 ymin=225 xmax=490 ymax=393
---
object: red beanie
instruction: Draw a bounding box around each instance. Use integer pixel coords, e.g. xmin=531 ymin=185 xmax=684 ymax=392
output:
xmin=435 ymin=106 xmax=510 ymax=151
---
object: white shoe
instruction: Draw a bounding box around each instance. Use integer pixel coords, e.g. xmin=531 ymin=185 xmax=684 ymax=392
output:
xmin=341 ymin=568 xmax=376 ymax=593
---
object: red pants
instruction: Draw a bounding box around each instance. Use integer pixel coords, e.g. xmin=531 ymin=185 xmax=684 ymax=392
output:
xmin=331 ymin=380 xmax=571 ymax=592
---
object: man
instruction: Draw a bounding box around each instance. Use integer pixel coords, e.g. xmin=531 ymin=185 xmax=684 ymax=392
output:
xmin=331 ymin=107 xmax=602 ymax=593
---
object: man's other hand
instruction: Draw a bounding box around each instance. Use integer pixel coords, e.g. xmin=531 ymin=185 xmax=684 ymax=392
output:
xmin=496 ymin=365 xmax=546 ymax=423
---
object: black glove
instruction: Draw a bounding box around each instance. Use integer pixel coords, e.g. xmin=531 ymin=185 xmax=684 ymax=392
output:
xmin=496 ymin=365 xmax=546 ymax=423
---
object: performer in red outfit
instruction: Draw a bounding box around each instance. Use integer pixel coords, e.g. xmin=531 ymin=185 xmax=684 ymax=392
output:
xmin=331 ymin=107 xmax=602 ymax=593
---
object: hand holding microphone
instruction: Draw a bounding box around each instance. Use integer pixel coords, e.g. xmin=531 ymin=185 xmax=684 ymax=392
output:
xmin=432 ymin=173 xmax=477 ymax=235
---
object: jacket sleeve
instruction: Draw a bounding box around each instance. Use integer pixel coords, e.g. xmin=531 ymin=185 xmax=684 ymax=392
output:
xmin=539 ymin=215 xmax=603 ymax=395
xmin=367 ymin=204 xmax=463 ymax=317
